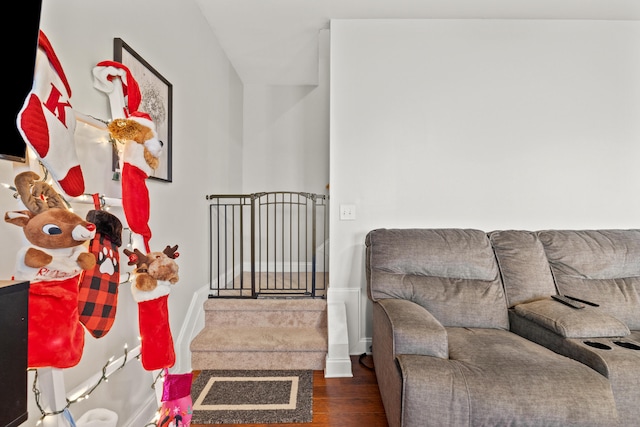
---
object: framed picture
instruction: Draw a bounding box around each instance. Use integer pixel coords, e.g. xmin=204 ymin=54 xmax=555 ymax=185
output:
xmin=114 ymin=38 xmax=172 ymax=182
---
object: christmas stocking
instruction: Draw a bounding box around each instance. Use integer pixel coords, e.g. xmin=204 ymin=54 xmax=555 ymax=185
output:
xmin=78 ymin=196 xmax=123 ymax=338
xmin=28 ymin=276 xmax=85 ymax=368
xmin=158 ymin=369 xmax=193 ymax=427
xmin=132 ymin=283 xmax=176 ymax=371
xmin=95 ymin=61 xmax=162 ymax=253
xmin=16 ymin=30 xmax=85 ymax=197
xmin=121 ymin=148 xmax=153 ymax=252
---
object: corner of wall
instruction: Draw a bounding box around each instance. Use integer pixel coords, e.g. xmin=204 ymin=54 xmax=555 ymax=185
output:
xmin=324 ymin=301 xmax=353 ymax=378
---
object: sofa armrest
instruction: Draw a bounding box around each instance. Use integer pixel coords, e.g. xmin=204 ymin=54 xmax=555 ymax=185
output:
xmin=377 ymin=298 xmax=448 ymax=358
xmin=513 ymin=298 xmax=630 ymax=338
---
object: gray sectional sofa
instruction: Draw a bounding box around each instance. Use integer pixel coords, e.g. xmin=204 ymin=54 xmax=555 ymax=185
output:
xmin=365 ymin=228 xmax=640 ymax=427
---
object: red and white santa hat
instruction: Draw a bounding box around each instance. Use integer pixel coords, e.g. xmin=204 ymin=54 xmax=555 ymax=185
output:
xmin=93 ymin=61 xmax=162 ymax=157
xmin=93 ymin=60 xmax=142 ymax=118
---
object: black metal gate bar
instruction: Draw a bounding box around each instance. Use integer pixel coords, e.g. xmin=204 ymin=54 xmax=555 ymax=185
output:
xmin=205 ymin=192 xmax=328 ymax=298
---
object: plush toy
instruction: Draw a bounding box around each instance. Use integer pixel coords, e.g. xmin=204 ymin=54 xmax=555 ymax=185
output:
xmin=4 ymin=171 xmax=96 ymax=368
xmin=124 ymin=245 xmax=179 ymax=371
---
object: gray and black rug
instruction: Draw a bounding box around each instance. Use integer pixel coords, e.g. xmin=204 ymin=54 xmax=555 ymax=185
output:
xmin=191 ymin=369 xmax=313 ymax=424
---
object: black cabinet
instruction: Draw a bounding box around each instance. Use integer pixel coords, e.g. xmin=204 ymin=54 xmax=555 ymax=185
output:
xmin=0 ymin=280 xmax=29 ymax=427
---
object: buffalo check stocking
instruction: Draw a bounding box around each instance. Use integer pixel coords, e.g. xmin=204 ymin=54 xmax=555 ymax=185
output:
xmin=77 ymin=196 xmax=123 ymax=338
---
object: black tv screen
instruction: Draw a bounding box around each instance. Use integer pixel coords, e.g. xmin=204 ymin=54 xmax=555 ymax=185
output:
xmin=2 ymin=0 xmax=42 ymax=163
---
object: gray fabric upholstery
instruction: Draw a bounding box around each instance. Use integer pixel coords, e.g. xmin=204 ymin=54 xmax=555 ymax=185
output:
xmin=538 ymin=229 xmax=640 ymax=329
xmin=399 ymin=329 xmax=618 ymax=427
xmin=514 ymin=298 xmax=630 ymax=338
xmin=496 ymin=229 xmax=640 ymax=427
xmin=365 ymin=228 xmax=622 ymax=427
xmin=509 ymin=311 xmax=640 ymax=427
xmin=366 ymin=228 xmax=508 ymax=329
xmin=489 ymin=230 xmax=557 ymax=307
xmin=376 ymin=298 xmax=448 ymax=358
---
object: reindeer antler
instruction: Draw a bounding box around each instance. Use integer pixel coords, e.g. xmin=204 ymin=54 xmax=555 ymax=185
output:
xmin=14 ymin=171 xmax=66 ymax=215
xmin=123 ymin=248 xmax=149 ymax=268
xmin=163 ymin=245 xmax=179 ymax=259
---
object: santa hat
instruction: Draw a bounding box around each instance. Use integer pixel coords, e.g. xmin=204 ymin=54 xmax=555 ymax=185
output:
xmin=94 ymin=60 xmax=142 ymax=118
xmin=93 ymin=62 xmax=162 ymax=158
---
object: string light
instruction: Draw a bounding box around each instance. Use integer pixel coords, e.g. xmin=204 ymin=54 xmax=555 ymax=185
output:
xmin=2 ymin=168 xmax=121 ymax=210
xmin=32 ymin=344 xmax=140 ymax=425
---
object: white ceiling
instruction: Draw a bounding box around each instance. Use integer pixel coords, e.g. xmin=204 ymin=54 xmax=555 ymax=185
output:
xmin=194 ymin=0 xmax=640 ymax=86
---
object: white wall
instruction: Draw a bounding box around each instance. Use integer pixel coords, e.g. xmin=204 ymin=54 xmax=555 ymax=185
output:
xmin=1 ymin=0 xmax=243 ymax=425
xmin=330 ymin=19 xmax=640 ymax=354
xmin=242 ymin=30 xmax=330 ymax=196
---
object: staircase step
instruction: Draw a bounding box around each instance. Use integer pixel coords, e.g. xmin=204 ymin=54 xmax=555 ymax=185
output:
xmin=190 ymin=326 xmax=327 ymax=370
xmin=203 ymin=298 xmax=327 ymax=328
xmin=191 ymin=349 xmax=326 ymax=371
xmin=192 ymin=298 xmax=328 ymax=371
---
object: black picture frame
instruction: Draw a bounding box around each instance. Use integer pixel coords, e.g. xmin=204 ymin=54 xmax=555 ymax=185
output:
xmin=114 ymin=38 xmax=172 ymax=182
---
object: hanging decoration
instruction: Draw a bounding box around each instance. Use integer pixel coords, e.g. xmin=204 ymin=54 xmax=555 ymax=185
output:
xmin=93 ymin=61 xmax=162 ymax=254
xmin=16 ymin=30 xmax=85 ymax=197
xmin=124 ymin=245 xmax=180 ymax=371
xmin=77 ymin=193 xmax=124 ymax=338
xmin=4 ymin=171 xmax=96 ymax=368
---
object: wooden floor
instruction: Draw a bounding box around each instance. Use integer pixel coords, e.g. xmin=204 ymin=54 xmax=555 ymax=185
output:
xmin=191 ymin=354 xmax=389 ymax=427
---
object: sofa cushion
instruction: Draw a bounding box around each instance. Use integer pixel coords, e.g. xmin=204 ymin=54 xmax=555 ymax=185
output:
xmin=489 ymin=230 xmax=557 ymax=307
xmin=366 ymin=228 xmax=509 ymax=329
xmin=397 ymin=328 xmax=619 ymax=427
xmin=513 ymin=298 xmax=630 ymax=338
xmin=538 ymin=230 xmax=640 ymax=329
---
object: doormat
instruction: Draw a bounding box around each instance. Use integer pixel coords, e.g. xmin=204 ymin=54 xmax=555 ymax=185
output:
xmin=191 ymin=369 xmax=313 ymax=424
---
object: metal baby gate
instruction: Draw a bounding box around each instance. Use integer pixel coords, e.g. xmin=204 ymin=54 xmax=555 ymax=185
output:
xmin=206 ymin=191 xmax=329 ymax=298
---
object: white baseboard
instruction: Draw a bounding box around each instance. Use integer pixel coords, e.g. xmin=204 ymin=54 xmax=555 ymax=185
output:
xmin=324 ymin=301 xmax=353 ymax=377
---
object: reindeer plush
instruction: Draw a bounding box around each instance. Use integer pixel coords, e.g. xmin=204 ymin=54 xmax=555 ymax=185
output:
xmin=4 ymin=171 xmax=97 ymax=368
xmin=124 ymin=245 xmax=180 ymax=371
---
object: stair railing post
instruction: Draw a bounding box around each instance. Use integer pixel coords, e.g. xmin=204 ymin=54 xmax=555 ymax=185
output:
xmin=250 ymin=193 xmax=257 ymax=298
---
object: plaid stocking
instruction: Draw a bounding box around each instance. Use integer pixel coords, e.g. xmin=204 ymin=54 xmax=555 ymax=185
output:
xmin=78 ymin=197 xmax=123 ymax=338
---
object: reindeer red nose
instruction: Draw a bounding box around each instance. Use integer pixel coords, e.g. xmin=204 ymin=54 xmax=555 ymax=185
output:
xmin=86 ymin=223 xmax=96 ymax=231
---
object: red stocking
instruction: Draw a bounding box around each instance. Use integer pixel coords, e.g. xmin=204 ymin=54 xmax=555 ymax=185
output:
xmin=28 ymin=276 xmax=84 ymax=368
xmin=133 ymin=284 xmax=175 ymax=371
xmin=122 ymin=161 xmax=152 ymax=251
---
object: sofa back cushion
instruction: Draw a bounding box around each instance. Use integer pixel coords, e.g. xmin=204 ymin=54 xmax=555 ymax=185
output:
xmin=489 ymin=230 xmax=557 ymax=307
xmin=538 ymin=229 xmax=640 ymax=329
xmin=365 ymin=228 xmax=509 ymax=329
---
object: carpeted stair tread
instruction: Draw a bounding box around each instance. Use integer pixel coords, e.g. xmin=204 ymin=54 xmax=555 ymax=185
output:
xmin=193 ymin=298 xmax=328 ymax=371
xmin=191 ymin=326 xmax=327 ymax=352
xmin=191 ymin=349 xmax=326 ymax=371
xmin=203 ymin=298 xmax=327 ymax=328
xmin=203 ymin=298 xmax=326 ymax=312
